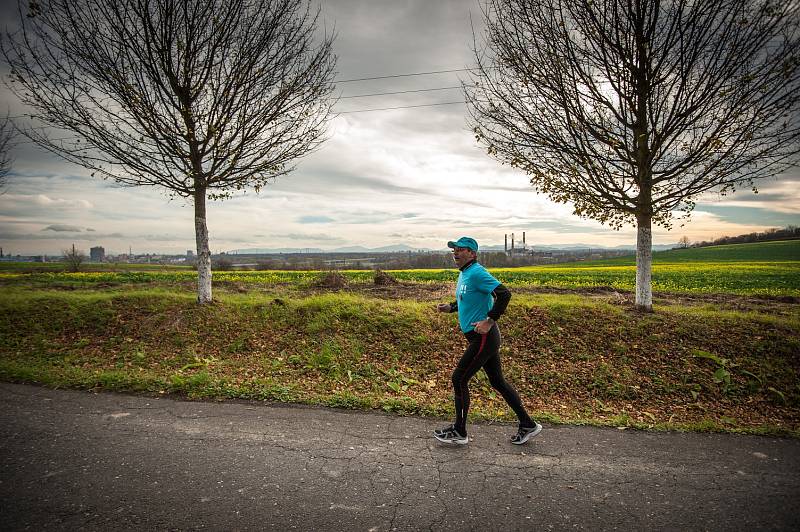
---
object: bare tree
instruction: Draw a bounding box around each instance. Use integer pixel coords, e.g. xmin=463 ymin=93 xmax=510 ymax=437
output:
xmin=2 ymin=0 xmax=336 ymax=303
xmin=62 ymin=244 xmax=86 ymax=272
xmin=677 ymin=236 xmax=690 ymax=249
xmin=467 ymin=0 xmax=800 ymax=311
xmin=0 ymin=114 xmax=13 ymax=190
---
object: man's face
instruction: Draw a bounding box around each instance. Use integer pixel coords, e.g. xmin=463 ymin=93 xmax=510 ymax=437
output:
xmin=451 ymin=246 xmax=474 ymax=268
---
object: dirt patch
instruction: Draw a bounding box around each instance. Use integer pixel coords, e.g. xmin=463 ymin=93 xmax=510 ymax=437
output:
xmin=314 ymin=270 xmax=349 ymax=289
xmin=40 ymin=283 xmax=79 ymax=291
xmin=358 ymin=282 xmax=451 ymax=300
xmin=298 ymin=281 xmax=450 ymax=301
xmin=212 ymin=280 xmax=248 ymax=293
xmin=373 ymin=269 xmax=398 ymax=285
xmin=649 ymin=291 xmax=800 ymax=315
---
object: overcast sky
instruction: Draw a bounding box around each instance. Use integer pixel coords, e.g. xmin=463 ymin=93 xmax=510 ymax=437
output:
xmin=1 ymin=0 xmax=798 ymax=256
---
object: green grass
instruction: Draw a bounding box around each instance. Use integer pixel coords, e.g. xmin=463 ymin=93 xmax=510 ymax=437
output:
xmin=493 ymin=262 xmax=798 ymax=295
xmin=0 ymin=285 xmax=798 ymax=436
xmin=563 ymin=239 xmax=800 ymax=266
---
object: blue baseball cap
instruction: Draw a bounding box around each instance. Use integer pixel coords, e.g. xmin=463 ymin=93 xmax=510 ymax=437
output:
xmin=447 ymin=237 xmax=478 ymax=252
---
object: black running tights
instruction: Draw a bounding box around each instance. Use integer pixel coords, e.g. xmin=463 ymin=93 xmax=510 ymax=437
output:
xmin=452 ymin=326 xmax=534 ymax=435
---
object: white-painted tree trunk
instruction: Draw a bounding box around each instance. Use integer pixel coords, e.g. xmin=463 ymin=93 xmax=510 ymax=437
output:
xmin=194 ymin=191 xmax=212 ymax=304
xmin=635 ymin=215 xmax=653 ymax=311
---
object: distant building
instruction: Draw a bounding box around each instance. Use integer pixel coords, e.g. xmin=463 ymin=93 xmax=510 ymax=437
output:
xmin=90 ymin=246 xmax=105 ymax=262
xmin=504 ymin=231 xmax=530 ymax=255
xmin=187 ymin=250 xmax=194 ymax=258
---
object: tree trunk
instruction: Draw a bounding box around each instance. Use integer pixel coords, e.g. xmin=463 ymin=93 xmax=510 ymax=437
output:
xmin=635 ymin=213 xmax=653 ymax=312
xmin=194 ymin=189 xmax=212 ymax=304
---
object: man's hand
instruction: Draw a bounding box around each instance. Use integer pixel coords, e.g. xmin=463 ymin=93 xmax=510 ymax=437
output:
xmin=471 ymin=318 xmax=494 ymax=334
xmin=436 ymin=303 xmax=451 ymax=313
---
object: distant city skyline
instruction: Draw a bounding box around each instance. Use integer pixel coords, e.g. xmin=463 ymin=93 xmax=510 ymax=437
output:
xmin=1 ymin=0 xmax=798 ymax=256
xmin=0 ymin=238 xmax=753 ymax=259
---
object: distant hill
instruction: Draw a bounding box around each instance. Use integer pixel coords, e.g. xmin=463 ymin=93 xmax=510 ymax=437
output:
xmin=562 ymin=239 xmax=800 ymax=267
xmin=230 ymin=242 xmax=677 ymax=254
xmin=482 ymin=243 xmax=676 ymax=252
xmin=333 ymin=244 xmax=421 ymax=253
xmin=226 ymin=247 xmax=326 ymax=254
xmin=227 ymin=244 xmax=423 ymax=254
xmin=655 ymin=240 xmax=800 ymax=262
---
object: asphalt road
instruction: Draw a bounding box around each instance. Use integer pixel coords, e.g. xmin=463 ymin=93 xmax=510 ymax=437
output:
xmin=1 ymin=382 xmax=798 ymax=531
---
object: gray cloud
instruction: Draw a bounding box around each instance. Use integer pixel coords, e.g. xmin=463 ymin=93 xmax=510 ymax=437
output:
xmin=329 ymin=210 xmax=407 ymax=225
xmin=324 ymin=0 xmax=477 ymax=82
xmin=297 ymin=215 xmax=334 ymax=224
xmin=140 ymin=234 xmax=189 ymax=242
xmin=474 ymin=184 xmax=534 ymax=193
xmin=278 ymin=232 xmax=346 ymax=243
xmin=0 ymin=231 xmax=124 ymax=241
xmin=273 ymin=168 xmax=436 ymax=197
xmin=493 ymin=219 xmax=596 ymax=231
xmin=43 ymin=224 xmax=82 ymax=232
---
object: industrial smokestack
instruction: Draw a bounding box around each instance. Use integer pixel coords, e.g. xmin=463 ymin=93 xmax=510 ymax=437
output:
xmin=511 ymin=233 xmax=515 ymax=251
xmin=504 ymin=234 xmax=507 ymax=253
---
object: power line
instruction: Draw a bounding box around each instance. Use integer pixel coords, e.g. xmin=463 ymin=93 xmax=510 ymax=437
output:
xmin=336 ymin=68 xmax=475 ymax=83
xmin=11 ymin=104 xmax=469 ymax=137
xmin=339 ymin=85 xmax=464 ymax=99
xmin=10 ymin=102 xmax=469 ymax=137
xmin=13 ymin=103 xmax=468 ymax=141
xmin=7 ymin=69 xmax=476 ymax=124
xmin=13 ymin=136 xmax=87 ymax=144
xmin=338 ymin=101 xmax=465 ymax=114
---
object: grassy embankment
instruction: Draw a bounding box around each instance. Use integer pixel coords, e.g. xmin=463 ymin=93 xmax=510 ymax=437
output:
xmin=0 ymin=240 xmax=798 ymax=436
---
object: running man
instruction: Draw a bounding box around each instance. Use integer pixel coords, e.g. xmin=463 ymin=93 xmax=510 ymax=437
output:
xmin=434 ymin=236 xmax=541 ymax=445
